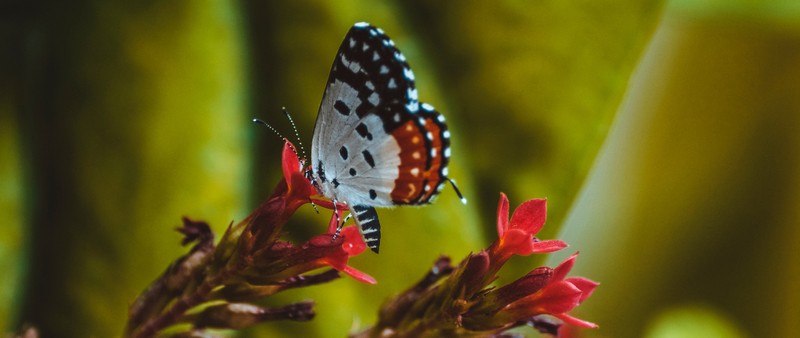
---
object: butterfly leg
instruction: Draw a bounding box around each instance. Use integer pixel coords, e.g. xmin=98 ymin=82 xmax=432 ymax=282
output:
xmin=308 ymin=198 xmax=320 ymax=214
xmin=331 ymin=198 xmax=341 ymax=233
xmin=351 ymin=205 xmax=381 ymax=254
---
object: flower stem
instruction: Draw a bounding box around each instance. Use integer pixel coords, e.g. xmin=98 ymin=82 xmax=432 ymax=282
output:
xmin=129 ymin=266 xmax=231 ymax=338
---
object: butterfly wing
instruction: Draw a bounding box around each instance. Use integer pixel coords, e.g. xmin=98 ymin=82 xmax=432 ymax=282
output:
xmin=311 ymin=23 xmax=452 ymax=207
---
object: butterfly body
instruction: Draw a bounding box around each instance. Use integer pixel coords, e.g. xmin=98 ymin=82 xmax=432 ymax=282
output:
xmin=309 ymin=22 xmax=462 ymax=253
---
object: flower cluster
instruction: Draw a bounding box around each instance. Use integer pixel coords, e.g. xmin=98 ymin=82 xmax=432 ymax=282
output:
xmin=353 ymin=193 xmax=598 ymax=337
xmin=126 ymin=140 xmax=598 ymax=337
xmin=125 ymin=141 xmax=372 ymax=337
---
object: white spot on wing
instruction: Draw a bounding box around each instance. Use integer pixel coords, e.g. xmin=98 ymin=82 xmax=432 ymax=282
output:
xmin=354 ymin=22 xmax=369 ymax=28
xmin=422 ymin=103 xmax=435 ymax=111
xmin=406 ymin=101 xmax=419 ymax=112
xmin=365 ymin=81 xmax=375 ymax=90
xmin=341 ymin=54 xmax=361 ymax=72
xmin=444 ymin=147 xmax=451 ymax=157
xmin=395 ymin=52 xmax=406 ymax=62
xmin=349 ymin=37 xmax=356 ymax=48
xmin=393 ymin=113 xmax=401 ymax=122
xmin=410 ymin=167 xmax=420 ymax=176
xmin=373 ymin=51 xmax=380 ymax=61
xmin=403 ymin=68 xmax=415 ymax=81
xmin=443 ymin=130 xmax=450 ymax=139
xmin=387 ymin=78 xmax=397 ymax=89
xmin=380 ymin=65 xmax=389 ymax=74
xmin=408 ymin=88 xmax=418 ymax=101
xmin=368 ymin=92 xmax=380 ymax=105
xmin=442 ymin=167 xmax=449 ymax=176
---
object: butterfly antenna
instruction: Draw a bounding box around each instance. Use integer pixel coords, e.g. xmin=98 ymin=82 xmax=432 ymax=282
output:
xmin=252 ymin=118 xmax=287 ymax=140
xmin=282 ymin=107 xmax=307 ymax=160
xmin=448 ymin=178 xmax=467 ymax=204
xmin=253 ymin=118 xmax=299 ymax=158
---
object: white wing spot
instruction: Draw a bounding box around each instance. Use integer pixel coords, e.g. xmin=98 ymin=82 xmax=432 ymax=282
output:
xmin=417 ymin=117 xmax=426 ymax=126
xmin=395 ymin=51 xmax=406 ymax=62
xmin=387 ymin=78 xmax=397 ymax=89
xmin=408 ymin=88 xmax=418 ymax=101
xmin=393 ymin=113 xmax=401 ymax=122
xmin=368 ymin=92 xmax=380 ymax=105
xmin=370 ymin=29 xmax=379 ymax=36
xmin=362 ymin=43 xmax=370 ymax=51
xmin=361 ymin=227 xmax=378 ymax=234
xmin=426 ymin=131 xmax=433 ymax=140
xmin=403 ymin=68 xmax=415 ymax=81
xmin=406 ymin=101 xmax=419 ymax=112
xmin=365 ymin=81 xmax=375 ymax=90
xmin=341 ymin=54 xmax=360 ymax=72
xmin=437 ymin=114 xmax=445 ymax=122
xmin=422 ymin=103 xmax=435 ymax=111
xmin=349 ymin=37 xmax=356 ymax=48
xmin=354 ymin=22 xmax=369 ymax=28
xmin=442 ymin=167 xmax=449 ymax=176
xmin=379 ymin=65 xmax=389 ymax=74
xmin=410 ymin=167 xmax=420 ymax=176
xmin=431 ymin=147 xmax=437 ymax=158
xmin=376 ymin=27 xmax=385 ymax=34
xmin=443 ymin=130 xmax=451 ymax=139
xmin=373 ymin=51 xmax=380 ymax=61
xmin=444 ymin=147 xmax=451 ymax=158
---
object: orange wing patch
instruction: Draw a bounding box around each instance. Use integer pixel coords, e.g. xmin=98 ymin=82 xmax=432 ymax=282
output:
xmin=390 ymin=116 xmax=446 ymax=204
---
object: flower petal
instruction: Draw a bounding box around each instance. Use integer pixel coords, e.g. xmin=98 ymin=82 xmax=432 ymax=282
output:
xmin=552 ymin=252 xmax=579 ymax=281
xmin=340 ymin=225 xmax=367 ymax=256
xmin=531 ymin=281 xmax=583 ymax=314
xmin=503 ymin=228 xmax=535 ymax=255
xmin=509 ymin=198 xmax=547 ymax=234
xmin=281 ymin=141 xmax=302 ymax=181
xmin=554 ymin=313 xmax=599 ymax=329
xmin=342 ymin=265 xmax=377 ymax=284
xmin=530 ymin=239 xmax=568 ymax=254
xmin=565 ymin=277 xmax=599 ymax=303
xmin=497 ymin=193 xmax=510 ymax=237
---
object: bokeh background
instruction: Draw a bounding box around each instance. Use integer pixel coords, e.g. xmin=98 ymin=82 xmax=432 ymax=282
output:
xmin=2 ymin=0 xmax=799 ymax=337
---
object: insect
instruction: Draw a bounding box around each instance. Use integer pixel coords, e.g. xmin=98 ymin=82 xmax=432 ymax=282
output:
xmin=307 ymin=22 xmax=465 ymax=253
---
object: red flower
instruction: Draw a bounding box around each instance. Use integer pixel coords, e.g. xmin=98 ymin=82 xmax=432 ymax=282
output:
xmin=281 ymin=140 xmax=317 ymax=211
xmin=498 ymin=252 xmax=599 ymax=329
xmin=488 ymin=193 xmax=567 ymax=267
xmin=311 ymin=213 xmax=375 ymax=284
xmin=234 ymin=140 xmax=374 ymax=284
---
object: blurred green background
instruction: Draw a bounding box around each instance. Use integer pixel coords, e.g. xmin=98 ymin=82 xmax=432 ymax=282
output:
xmin=2 ymin=0 xmax=798 ymax=337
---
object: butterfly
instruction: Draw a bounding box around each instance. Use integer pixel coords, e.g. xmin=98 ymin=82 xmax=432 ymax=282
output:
xmin=309 ymin=22 xmax=465 ymax=253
